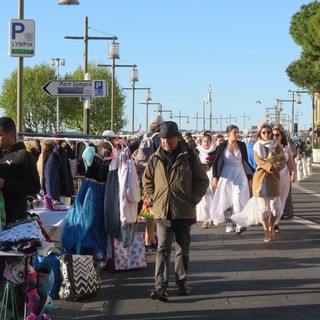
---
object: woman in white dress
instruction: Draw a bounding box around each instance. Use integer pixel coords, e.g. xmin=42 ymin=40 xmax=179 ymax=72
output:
xmin=211 ymin=125 xmax=254 ymax=233
xmin=272 ymin=127 xmax=296 ymax=232
xmin=232 ymin=123 xmax=287 ymax=242
xmin=195 ymin=131 xmax=216 ymax=228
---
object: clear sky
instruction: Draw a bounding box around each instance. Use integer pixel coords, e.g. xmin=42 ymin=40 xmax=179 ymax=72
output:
xmin=0 ymin=0 xmax=314 ymax=133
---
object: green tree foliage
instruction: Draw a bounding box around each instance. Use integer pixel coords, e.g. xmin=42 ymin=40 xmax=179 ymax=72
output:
xmin=0 ymin=64 xmax=56 ymax=132
xmin=0 ymin=61 xmax=127 ymax=133
xmin=286 ymin=1 xmax=320 ymax=91
xmin=62 ymin=62 xmax=127 ymax=134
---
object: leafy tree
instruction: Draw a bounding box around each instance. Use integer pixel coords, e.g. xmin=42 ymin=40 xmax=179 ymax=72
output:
xmin=0 ymin=61 xmax=127 ymax=133
xmin=286 ymin=1 xmax=320 ymax=92
xmin=62 ymin=62 xmax=127 ymax=134
xmin=0 ymin=64 xmax=56 ymax=132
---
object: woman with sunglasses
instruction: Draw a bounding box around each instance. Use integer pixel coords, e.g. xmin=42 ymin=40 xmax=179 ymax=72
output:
xmin=272 ymin=127 xmax=296 ymax=232
xmin=232 ymin=123 xmax=287 ymax=242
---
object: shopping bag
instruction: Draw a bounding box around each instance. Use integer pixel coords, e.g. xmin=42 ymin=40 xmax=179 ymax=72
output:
xmin=58 ymin=254 xmax=99 ymax=301
xmin=112 ymin=232 xmax=147 ymax=271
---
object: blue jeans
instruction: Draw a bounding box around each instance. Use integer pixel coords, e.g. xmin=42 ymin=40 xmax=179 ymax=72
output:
xmin=154 ymin=219 xmax=191 ymax=290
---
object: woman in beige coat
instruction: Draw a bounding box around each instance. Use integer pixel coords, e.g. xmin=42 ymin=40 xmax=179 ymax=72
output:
xmin=232 ymin=123 xmax=287 ymax=242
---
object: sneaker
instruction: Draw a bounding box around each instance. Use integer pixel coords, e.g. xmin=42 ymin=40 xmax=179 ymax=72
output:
xmin=150 ymin=288 xmax=169 ymax=302
xmin=225 ymin=223 xmax=234 ymax=233
xmin=235 ymin=225 xmax=247 ymax=235
xmin=281 ymin=213 xmax=294 ymax=220
xmin=274 ymin=225 xmax=280 ymax=233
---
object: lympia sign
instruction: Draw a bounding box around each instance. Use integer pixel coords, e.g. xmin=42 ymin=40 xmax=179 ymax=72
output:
xmin=9 ymin=19 xmax=35 ymax=57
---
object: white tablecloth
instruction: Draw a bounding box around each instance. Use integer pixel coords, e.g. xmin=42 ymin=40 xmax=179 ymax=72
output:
xmin=31 ymin=209 xmax=69 ymax=227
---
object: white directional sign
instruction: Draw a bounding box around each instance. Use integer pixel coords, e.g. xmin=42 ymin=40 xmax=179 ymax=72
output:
xmin=9 ymin=19 xmax=35 ymax=57
xmin=42 ymin=80 xmax=107 ymax=98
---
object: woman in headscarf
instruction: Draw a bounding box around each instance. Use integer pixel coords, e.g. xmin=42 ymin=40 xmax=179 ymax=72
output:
xmin=195 ymin=131 xmax=216 ymax=228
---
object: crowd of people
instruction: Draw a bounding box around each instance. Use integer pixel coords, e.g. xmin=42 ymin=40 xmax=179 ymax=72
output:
xmin=0 ymin=114 xmax=302 ymax=307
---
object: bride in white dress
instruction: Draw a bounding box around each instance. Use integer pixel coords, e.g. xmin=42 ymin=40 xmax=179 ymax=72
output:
xmin=211 ymin=125 xmax=254 ymax=233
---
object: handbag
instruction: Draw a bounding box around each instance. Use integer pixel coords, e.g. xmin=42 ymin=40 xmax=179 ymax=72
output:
xmin=112 ymin=232 xmax=147 ymax=271
xmin=58 ymin=254 xmax=99 ymax=301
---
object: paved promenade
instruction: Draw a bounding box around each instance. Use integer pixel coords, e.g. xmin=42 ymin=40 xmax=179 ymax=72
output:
xmin=50 ymin=166 xmax=320 ymax=320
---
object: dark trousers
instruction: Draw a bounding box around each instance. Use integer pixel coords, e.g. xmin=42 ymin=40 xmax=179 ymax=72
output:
xmin=154 ymin=220 xmax=191 ymax=290
xmin=284 ymin=183 xmax=293 ymax=214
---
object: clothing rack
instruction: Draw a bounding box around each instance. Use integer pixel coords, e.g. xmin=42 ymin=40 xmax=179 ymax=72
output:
xmin=17 ymin=131 xmax=117 ymax=142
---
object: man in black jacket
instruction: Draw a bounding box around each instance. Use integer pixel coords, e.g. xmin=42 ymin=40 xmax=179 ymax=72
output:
xmin=0 ymin=116 xmax=41 ymax=226
xmin=0 ymin=116 xmax=41 ymax=312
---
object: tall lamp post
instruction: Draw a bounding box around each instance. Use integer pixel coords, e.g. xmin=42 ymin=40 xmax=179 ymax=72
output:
xmin=212 ymin=114 xmax=228 ymax=133
xmin=99 ymin=62 xmax=142 ymax=133
xmin=288 ymin=89 xmax=308 ymax=132
xmin=207 ymin=85 xmax=213 ymax=131
xmin=50 ymin=58 xmax=65 ymax=132
xmin=174 ymin=111 xmax=189 ymax=129
xmin=241 ymin=113 xmax=250 ymax=131
xmin=65 ymin=17 xmax=117 ymax=133
xmin=122 ymin=84 xmax=151 ymax=134
xmin=138 ymin=91 xmax=156 ymax=131
xmin=156 ymin=104 xmax=172 ymax=118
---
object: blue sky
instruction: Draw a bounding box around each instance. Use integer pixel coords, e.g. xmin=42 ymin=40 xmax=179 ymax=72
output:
xmin=0 ymin=0 xmax=314 ymax=133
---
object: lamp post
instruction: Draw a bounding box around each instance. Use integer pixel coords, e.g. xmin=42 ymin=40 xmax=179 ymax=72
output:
xmin=65 ymin=17 xmax=117 ymax=133
xmin=212 ymin=115 xmax=228 ymax=133
xmin=99 ymin=62 xmax=143 ymax=134
xmin=227 ymin=114 xmax=237 ymax=125
xmin=122 ymin=85 xmax=151 ymax=135
xmin=207 ymin=85 xmax=213 ymax=131
xmin=241 ymin=113 xmax=250 ymax=131
xmin=50 ymin=58 xmax=65 ymax=132
xmin=174 ymin=111 xmax=189 ymax=129
xmin=138 ymin=92 xmax=157 ymax=131
xmin=202 ymin=98 xmax=207 ymax=132
xmin=155 ymin=104 xmax=172 ymax=118
xmin=288 ymin=90 xmax=309 ymax=132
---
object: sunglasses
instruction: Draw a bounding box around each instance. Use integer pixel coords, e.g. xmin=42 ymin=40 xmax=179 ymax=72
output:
xmin=273 ymin=133 xmax=281 ymax=137
xmin=261 ymin=131 xmax=271 ymax=135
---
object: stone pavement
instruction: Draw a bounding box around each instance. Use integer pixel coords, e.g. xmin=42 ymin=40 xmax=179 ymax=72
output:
xmin=48 ymin=166 xmax=320 ymax=320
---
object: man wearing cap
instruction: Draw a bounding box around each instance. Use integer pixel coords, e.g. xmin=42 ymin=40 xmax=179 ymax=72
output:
xmin=142 ymin=121 xmax=208 ymax=301
xmin=129 ymin=114 xmax=164 ymax=251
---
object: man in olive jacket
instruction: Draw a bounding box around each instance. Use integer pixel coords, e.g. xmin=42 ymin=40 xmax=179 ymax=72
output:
xmin=142 ymin=121 xmax=208 ymax=302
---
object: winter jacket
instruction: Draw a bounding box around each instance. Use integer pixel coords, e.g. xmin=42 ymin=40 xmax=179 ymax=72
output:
xmin=142 ymin=142 xmax=209 ymax=221
xmin=44 ymin=144 xmax=74 ymax=200
xmin=0 ymin=141 xmax=40 ymax=224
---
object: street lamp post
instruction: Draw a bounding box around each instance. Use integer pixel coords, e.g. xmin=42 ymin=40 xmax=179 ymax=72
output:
xmin=288 ymin=90 xmax=309 ymax=132
xmin=174 ymin=111 xmax=189 ymax=129
xmin=138 ymin=92 xmax=157 ymax=131
xmin=50 ymin=58 xmax=65 ymax=132
xmin=241 ymin=113 xmax=250 ymax=131
xmin=227 ymin=114 xmax=237 ymax=125
xmin=212 ymin=115 xmax=228 ymax=133
xmin=65 ymin=17 xmax=117 ymax=133
xmin=202 ymin=98 xmax=206 ymax=132
xmin=155 ymin=104 xmax=172 ymax=118
xmin=123 ymin=85 xmax=152 ymax=134
xmin=207 ymin=85 xmax=213 ymax=131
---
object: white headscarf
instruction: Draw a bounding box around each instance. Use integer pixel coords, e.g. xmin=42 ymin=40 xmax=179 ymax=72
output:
xmin=196 ymin=132 xmax=216 ymax=163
